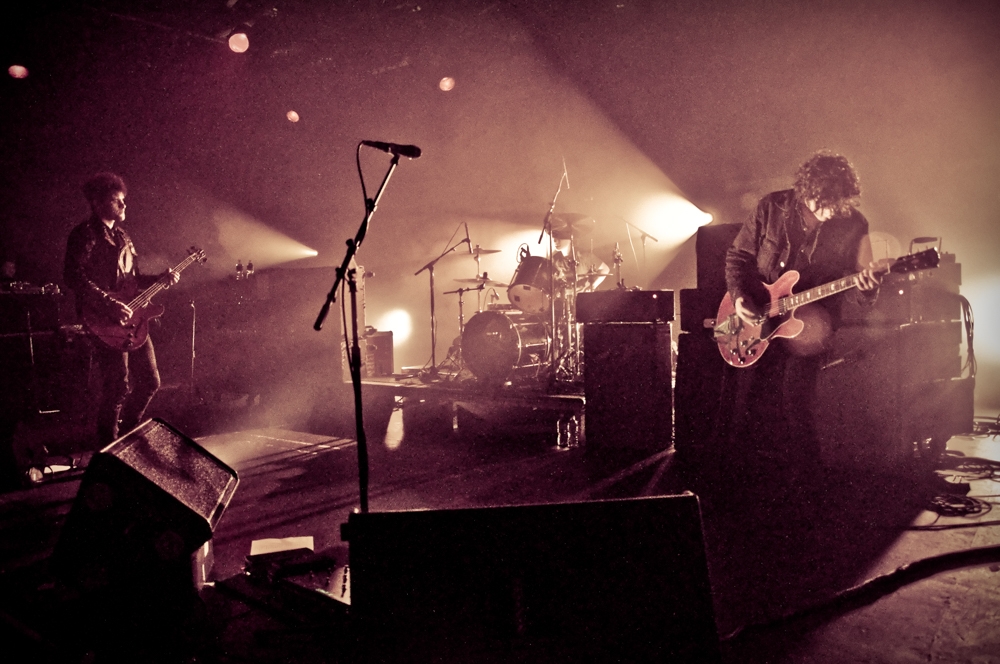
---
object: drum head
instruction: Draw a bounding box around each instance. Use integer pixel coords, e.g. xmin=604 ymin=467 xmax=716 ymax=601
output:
xmin=507 ymin=255 xmax=552 ymax=314
xmin=462 ymin=311 xmax=548 ymax=383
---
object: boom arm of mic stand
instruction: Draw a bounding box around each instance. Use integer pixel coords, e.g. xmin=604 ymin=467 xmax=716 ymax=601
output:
xmin=314 ymin=154 xmax=401 ymax=331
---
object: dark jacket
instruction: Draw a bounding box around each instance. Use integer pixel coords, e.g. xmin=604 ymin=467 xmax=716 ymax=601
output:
xmin=725 ymin=189 xmax=875 ymax=322
xmin=63 ymin=216 xmax=157 ymax=318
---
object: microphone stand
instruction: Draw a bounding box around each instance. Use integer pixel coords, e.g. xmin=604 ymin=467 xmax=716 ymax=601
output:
xmin=623 ymin=218 xmax=658 ymax=287
xmin=414 ymin=236 xmax=469 ymax=378
xmin=314 ymin=151 xmax=401 ymax=515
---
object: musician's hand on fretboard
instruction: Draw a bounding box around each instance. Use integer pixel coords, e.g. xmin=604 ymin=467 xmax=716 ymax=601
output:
xmin=857 ymin=264 xmax=881 ymax=291
xmin=160 ymin=270 xmax=181 ymax=288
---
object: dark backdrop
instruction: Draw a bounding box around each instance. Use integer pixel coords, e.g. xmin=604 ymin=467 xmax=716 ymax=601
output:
xmin=2 ymin=0 xmax=998 ymax=409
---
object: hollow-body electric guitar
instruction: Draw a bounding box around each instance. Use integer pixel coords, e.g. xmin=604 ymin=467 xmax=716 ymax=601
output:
xmin=711 ymin=248 xmax=939 ymax=368
xmin=84 ymin=246 xmax=207 ymax=352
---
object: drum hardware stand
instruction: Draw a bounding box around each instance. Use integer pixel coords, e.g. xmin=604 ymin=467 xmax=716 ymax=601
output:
xmin=415 ymin=229 xmax=472 ymax=379
xmin=536 ymin=167 xmax=570 ymax=384
xmin=613 ymin=242 xmax=626 ymax=289
xmin=315 ymin=143 xmax=410 ymax=514
xmin=441 ymin=283 xmax=484 ymax=376
xmin=551 ymin=242 xmax=583 ymax=384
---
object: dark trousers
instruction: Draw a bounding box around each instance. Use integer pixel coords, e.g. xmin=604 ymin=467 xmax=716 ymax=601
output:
xmin=92 ymin=336 xmax=161 ymax=444
xmin=714 ymin=341 xmax=822 ymax=468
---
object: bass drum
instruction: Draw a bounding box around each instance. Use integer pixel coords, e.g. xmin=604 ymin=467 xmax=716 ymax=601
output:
xmin=462 ymin=311 xmax=549 ymax=383
xmin=507 ymin=255 xmax=552 ymax=314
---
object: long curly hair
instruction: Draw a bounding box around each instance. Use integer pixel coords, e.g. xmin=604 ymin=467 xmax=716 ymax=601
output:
xmin=793 ymin=151 xmax=860 ymax=216
xmin=82 ymin=172 xmax=127 ymax=204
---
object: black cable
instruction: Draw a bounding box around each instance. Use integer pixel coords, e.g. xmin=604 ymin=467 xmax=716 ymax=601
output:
xmin=721 ymin=544 xmax=1000 ymax=644
xmin=927 ymin=494 xmax=992 ymax=518
xmin=958 ymin=294 xmax=975 ymax=378
xmin=907 ymin=519 xmax=1000 ymax=531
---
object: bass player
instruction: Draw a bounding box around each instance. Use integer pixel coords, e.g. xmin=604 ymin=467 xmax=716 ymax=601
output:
xmin=64 ymin=172 xmax=180 ymax=445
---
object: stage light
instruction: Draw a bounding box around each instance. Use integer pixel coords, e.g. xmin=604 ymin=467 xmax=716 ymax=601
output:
xmin=375 ymin=309 xmax=413 ymax=344
xmin=287 ymin=110 xmax=300 ymax=123
xmin=633 ymin=193 xmax=713 ymax=246
xmin=212 ymin=207 xmax=318 ymax=270
xmin=439 ymin=77 xmax=455 ymax=91
xmin=229 ymin=32 xmax=249 ymax=53
xmin=8 ymin=65 xmax=28 ymax=79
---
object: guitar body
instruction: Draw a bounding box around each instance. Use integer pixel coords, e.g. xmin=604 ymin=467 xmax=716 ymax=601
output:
xmin=714 ymin=271 xmax=805 ymax=368
xmin=81 ymin=246 xmax=206 ymax=352
xmin=84 ymin=287 xmax=165 ymax=352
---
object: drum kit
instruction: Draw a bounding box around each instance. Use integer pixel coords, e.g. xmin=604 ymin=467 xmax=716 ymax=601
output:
xmin=438 ymin=213 xmax=612 ymax=386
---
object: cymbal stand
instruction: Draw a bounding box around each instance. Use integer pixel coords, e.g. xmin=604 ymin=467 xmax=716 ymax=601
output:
xmin=613 ymin=242 xmax=626 ymax=289
xmin=414 ymin=236 xmax=469 ymax=378
xmin=537 ymin=170 xmax=569 ymax=383
xmin=550 ymin=238 xmax=582 ymax=383
xmin=442 ymin=283 xmax=484 ymax=336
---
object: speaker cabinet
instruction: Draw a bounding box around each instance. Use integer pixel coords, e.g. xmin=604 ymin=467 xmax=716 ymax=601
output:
xmin=346 ymin=494 xmax=720 ymax=664
xmin=815 ymin=322 xmax=972 ymax=468
xmin=54 ymin=418 xmax=239 ymax=593
xmin=674 ymin=332 xmax=727 ymax=458
xmin=695 ymin=224 xmax=741 ymax=293
xmin=583 ymin=322 xmax=672 ymax=457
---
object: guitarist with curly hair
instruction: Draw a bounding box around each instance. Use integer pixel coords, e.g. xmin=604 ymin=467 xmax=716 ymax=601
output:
xmin=719 ymin=151 xmax=883 ymax=475
xmin=64 ymin=172 xmax=180 ymax=445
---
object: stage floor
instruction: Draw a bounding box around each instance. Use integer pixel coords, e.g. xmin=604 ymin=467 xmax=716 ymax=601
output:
xmin=1 ymin=407 xmax=999 ymax=663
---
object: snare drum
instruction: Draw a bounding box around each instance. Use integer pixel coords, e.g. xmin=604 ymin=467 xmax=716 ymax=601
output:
xmin=507 ymin=255 xmax=552 ymax=314
xmin=462 ymin=311 xmax=550 ymax=383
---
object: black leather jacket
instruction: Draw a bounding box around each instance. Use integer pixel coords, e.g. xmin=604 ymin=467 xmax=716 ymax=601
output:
xmin=725 ymin=189 xmax=875 ymax=320
xmin=63 ymin=215 xmax=157 ymax=317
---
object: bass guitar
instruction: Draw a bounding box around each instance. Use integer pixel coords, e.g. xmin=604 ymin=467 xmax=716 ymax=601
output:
xmin=710 ymin=247 xmax=939 ymax=368
xmin=84 ymin=246 xmax=207 ymax=352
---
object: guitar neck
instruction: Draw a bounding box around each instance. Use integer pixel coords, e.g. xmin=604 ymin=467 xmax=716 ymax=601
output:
xmin=767 ymin=266 xmax=888 ymax=319
xmin=126 ymin=253 xmax=200 ymax=310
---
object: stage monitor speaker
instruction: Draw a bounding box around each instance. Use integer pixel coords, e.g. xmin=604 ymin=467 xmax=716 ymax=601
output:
xmin=346 ymin=493 xmax=720 ymax=664
xmin=54 ymin=418 xmax=239 ymax=594
xmin=583 ymin=322 xmax=672 ymax=457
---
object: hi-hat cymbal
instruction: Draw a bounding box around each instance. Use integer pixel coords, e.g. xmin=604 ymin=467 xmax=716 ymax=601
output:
xmin=549 ymin=213 xmax=595 ymax=239
xmin=471 ymin=245 xmax=501 ymax=257
xmin=454 ymin=275 xmax=507 ymax=287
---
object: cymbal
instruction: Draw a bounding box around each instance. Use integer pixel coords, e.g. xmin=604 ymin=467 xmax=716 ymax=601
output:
xmin=471 ymin=245 xmax=501 ymax=257
xmin=550 ymin=213 xmax=595 ymax=239
xmin=454 ymin=276 xmax=507 ymax=287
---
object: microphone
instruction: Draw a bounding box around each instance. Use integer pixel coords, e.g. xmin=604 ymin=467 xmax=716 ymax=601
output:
xmin=464 ymin=222 xmax=472 ymax=254
xmin=361 ymin=140 xmax=422 ymax=159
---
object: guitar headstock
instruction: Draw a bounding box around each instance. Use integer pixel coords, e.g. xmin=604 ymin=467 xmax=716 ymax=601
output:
xmin=187 ymin=246 xmax=208 ymax=264
xmin=888 ymin=247 xmax=939 ymax=275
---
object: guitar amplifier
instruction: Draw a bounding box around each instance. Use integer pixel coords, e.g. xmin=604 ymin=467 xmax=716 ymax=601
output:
xmin=342 ymin=330 xmax=393 ymax=381
xmin=576 ymin=290 xmax=673 ymax=323
xmin=842 ymin=256 xmax=961 ymax=325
